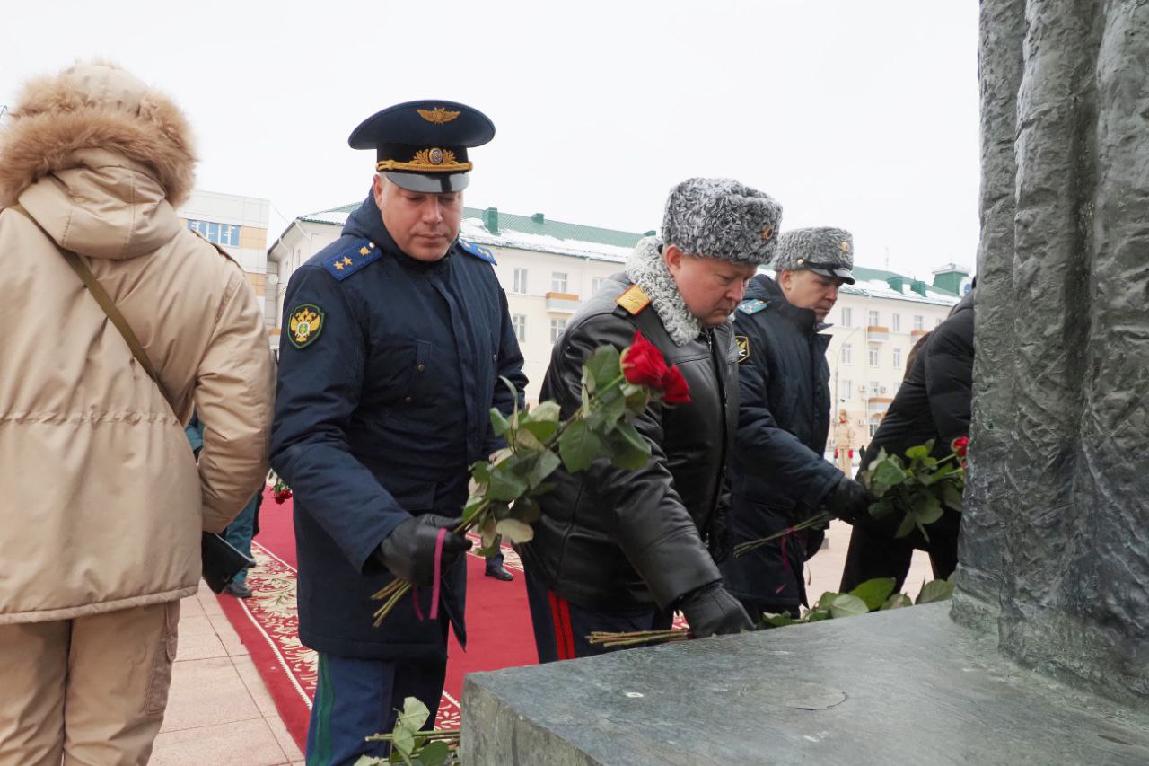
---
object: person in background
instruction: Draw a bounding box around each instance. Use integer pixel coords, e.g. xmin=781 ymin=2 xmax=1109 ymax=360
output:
xmin=720 ymin=228 xmax=869 ymax=620
xmin=0 ymin=61 xmax=273 ymax=764
xmin=839 ymin=286 xmax=975 ymax=592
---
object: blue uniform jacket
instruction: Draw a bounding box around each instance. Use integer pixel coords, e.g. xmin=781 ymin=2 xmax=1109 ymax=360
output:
xmin=720 ymin=274 xmax=839 ymax=609
xmin=270 ymin=194 xmax=526 ymax=660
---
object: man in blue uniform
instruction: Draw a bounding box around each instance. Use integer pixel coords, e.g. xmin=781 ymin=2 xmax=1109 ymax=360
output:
xmin=720 ymin=228 xmax=870 ymax=620
xmin=269 ymin=100 xmax=527 ymax=765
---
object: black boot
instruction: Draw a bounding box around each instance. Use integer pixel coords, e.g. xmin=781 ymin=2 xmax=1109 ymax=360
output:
xmin=485 ymin=561 xmax=513 ymax=581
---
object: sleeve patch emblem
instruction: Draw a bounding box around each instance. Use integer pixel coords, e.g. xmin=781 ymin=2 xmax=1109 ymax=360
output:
xmin=289 ymin=304 xmax=324 ymax=348
xmin=735 ymin=335 xmax=751 ymax=364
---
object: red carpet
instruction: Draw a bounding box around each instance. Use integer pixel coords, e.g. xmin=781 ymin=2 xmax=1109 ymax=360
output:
xmin=215 ymin=489 xmax=537 ymax=751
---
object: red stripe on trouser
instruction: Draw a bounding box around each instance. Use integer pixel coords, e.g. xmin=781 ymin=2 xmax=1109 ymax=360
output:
xmin=547 ymin=591 xmax=575 ymax=660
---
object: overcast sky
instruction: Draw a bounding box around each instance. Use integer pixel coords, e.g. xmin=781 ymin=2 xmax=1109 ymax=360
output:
xmin=1 ymin=0 xmax=978 ymax=278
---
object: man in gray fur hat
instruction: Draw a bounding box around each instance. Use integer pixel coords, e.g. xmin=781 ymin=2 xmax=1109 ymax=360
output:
xmin=720 ymin=227 xmax=871 ymax=620
xmin=518 ymin=178 xmax=779 ymax=659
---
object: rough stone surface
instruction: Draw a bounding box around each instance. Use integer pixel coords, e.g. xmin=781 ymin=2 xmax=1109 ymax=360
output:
xmin=953 ymin=0 xmax=1149 ymax=702
xmin=460 ymin=606 xmax=1149 ymax=765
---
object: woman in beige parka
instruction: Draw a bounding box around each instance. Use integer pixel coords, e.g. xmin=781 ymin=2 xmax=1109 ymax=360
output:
xmin=0 ymin=61 xmax=274 ymax=764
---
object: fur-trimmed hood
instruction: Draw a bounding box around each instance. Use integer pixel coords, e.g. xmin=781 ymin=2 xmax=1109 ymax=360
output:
xmin=0 ymin=62 xmax=196 ymax=209
xmin=626 ymin=235 xmax=704 ymax=346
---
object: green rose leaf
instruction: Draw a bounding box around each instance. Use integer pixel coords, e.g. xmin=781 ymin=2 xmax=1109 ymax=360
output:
xmin=487 ymin=467 xmax=528 ymax=502
xmin=880 ymin=593 xmax=914 ymax=610
xmin=916 ymin=579 xmax=955 ymax=604
xmin=489 ymin=408 xmax=511 ymax=438
xmin=817 ymin=592 xmax=841 ymax=610
xmin=916 ymin=493 xmax=944 ymax=526
xmin=895 ymin=512 xmax=919 ymax=539
xmin=585 ymin=345 xmax=622 ymax=389
xmin=495 ymin=517 xmax=534 ymax=543
xmin=512 ymin=496 xmax=542 ymax=524
xmin=514 ymin=426 xmax=546 ymax=452
xmin=828 ymin=593 xmax=870 ymax=619
xmin=870 ymin=459 xmax=908 ymax=495
xmin=761 ymin=611 xmax=797 ymax=629
xmin=849 ymin=577 xmax=897 ymax=611
xmin=606 ymin=421 xmax=651 ymax=470
xmin=352 ymin=756 xmax=386 ymax=766
xmin=558 ymin=418 xmax=604 ymax=472
xmin=526 ymin=450 xmax=561 ymax=490
xmin=417 ymin=740 xmax=452 ymax=766
xmin=941 ymin=480 xmax=964 ymax=511
xmin=905 ymin=444 xmax=930 ymax=461
xmin=806 ymin=608 xmax=832 ymax=622
xmin=531 ymin=400 xmax=561 ymax=422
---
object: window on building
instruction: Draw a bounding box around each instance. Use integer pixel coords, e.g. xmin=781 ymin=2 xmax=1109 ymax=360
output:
xmin=549 ymin=318 xmax=567 ymax=343
xmin=869 ymin=380 xmax=881 ymax=397
xmin=891 ymin=313 xmax=901 ymax=332
xmin=551 ymin=272 xmax=568 ymax=293
xmin=591 ymin=276 xmax=606 ymax=295
xmin=868 ymin=310 xmax=880 ymax=327
xmin=868 ymin=344 xmax=880 ymax=367
xmin=512 ymin=314 xmax=527 ymax=343
xmin=840 ymin=379 xmax=853 ymax=401
xmin=935 ymin=317 xmax=943 ymax=328
xmin=840 ymin=343 xmax=853 ymax=365
xmin=841 ymin=307 xmax=853 ymax=327
xmin=512 ymin=268 xmax=528 ymax=294
xmin=870 ymin=421 xmax=880 ymax=438
xmin=186 ymin=219 xmax=240 ymax=247
xmin=893 ymin=348 xmax=903 ymax=368
xmin=913 ymin=314 xmax=925 ymax=331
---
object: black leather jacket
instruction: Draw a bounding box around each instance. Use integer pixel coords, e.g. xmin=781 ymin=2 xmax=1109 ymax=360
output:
xmin=519 ymin=275 xmax=738 ymax=611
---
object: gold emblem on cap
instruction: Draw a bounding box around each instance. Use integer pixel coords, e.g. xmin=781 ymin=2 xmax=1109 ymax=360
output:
xmin=840 ymin=240 xmax=850 ymax=252
xmin=376 ymin=148 xmax=471 ymax=174
xmin=417 ymin=107 xmax=461 ymax=124
xmin=760 ymin=225 xmax=774 ymax=241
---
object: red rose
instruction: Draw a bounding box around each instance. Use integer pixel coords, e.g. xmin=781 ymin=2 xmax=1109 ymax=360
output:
xmin=621 ymin=331 xmax=692 ymax=404
xmin=621 ymin=331 xmax=671 ymax=388
xmin=661 ymin=365 xmax=692 ymax=404
xmin=951 ymin=435 xmax=970 ymax=458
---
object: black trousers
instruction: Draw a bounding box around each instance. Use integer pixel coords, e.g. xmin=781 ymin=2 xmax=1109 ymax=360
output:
xmin=838 ymin=510 xmax=961 ymax=593
xmin=523 ymin=565 xmax=672 ymax=662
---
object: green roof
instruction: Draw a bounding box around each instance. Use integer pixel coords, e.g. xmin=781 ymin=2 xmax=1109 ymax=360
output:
xmin=463 ymin=207 xmax=648 ymax=249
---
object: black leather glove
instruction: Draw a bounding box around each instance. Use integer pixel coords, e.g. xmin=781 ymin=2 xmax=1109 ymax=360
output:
xmin=376 ymin=515 xmax=471 ymax=586
xmin=679 ymin=582 xmax=754 ymax=637
xmin=827 ymin=476 xmax=870 ymax=524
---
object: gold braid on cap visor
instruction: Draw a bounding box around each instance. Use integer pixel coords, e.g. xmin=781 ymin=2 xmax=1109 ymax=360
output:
xmin=375 ymin=148 xmax=472 ymax=173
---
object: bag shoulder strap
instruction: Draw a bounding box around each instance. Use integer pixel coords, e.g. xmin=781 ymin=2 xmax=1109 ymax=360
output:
xmin=10 ymin=204 xmax=163 ymax=387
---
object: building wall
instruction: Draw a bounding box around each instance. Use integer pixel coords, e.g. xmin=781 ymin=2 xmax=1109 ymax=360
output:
xmin=824 ymin=292 xmax=954 ymax=452
xmin=177 ymin=190 xmax=271 ymax=339
xmin=267 ymin=215 xmax=959 ymax=441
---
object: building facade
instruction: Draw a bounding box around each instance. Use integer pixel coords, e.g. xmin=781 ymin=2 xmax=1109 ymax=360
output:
xmin=267 ymin=204 xmax=964 ymax=453
xmin=176 ymin=189 xmax=273 ymax=343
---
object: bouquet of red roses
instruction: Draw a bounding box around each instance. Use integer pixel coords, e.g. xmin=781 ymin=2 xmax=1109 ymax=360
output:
xmin=371 ymin=331 xmax=690 ymax=625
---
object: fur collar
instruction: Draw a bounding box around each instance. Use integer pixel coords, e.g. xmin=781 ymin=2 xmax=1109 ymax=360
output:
xmin=0 ymin=65 xmax=196 ymax=208
xmin=625 ymin=236 xmax=703 ymax=346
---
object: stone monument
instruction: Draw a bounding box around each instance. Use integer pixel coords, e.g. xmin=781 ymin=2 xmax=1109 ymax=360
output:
xmin=953 ymin=0 xmax=1149 ymax=703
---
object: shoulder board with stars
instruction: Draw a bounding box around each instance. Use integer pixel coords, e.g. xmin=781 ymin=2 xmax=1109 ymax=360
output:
xmin=737 ymin=299 xmax=769 ymax=315
xmin=323 ymin=240 xmax=382 ymax=281
xmin=458 ymin=239 xmax=496 ymax=265
xmin=616 ymin=284 xmax=651 ymax=315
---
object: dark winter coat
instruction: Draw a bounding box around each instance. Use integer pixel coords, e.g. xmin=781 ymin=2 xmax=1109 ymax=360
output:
xmin=518 ymin=275 xmax=738 ymax=612
xmin=720 ymin=275 xmax=841 ymax=609
xmin=860 ymin=290 xmax=974 ymax=468
xmin=269 ymin=194 xmax=526 ymax=660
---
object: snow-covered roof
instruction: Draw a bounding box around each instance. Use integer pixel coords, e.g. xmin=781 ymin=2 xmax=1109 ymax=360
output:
xmin=290 ymin=203 xmax=961 ymax=305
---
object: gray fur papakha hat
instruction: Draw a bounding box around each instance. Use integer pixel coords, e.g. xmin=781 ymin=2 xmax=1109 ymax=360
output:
xmin=661 ymin=178 xmax=783 ymax=265
xmin=772 ymin=226 xmax=856 ymax=284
